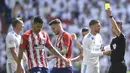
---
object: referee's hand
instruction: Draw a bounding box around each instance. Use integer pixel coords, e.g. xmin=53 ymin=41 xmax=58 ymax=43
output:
xmin=107 ymin=8 xmax=112 ymax=17
xmin=103 ymin=50 xmax=112 ymax=56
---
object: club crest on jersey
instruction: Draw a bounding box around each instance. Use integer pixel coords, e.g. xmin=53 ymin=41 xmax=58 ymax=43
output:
xmin=9 ymin=40 xmax=13 ymax=44
xmin=41 ymin=38 xmax=46 ymax=45
xmin=113 ymin=44 xmax=116 ymax=50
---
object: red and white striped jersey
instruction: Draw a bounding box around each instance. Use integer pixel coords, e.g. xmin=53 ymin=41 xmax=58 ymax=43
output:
xmin=20 ymin=29 xmax=52 ymax=69
xmin=54 ymin=31 xmax=72 ymax=68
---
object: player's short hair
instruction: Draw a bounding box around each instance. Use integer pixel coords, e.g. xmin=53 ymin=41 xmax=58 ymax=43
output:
xmin=82 ymin=27 xmax=89 ymax=32
xmin=12 ymin=18 xmax=22 ymax=28
xmin=49 ymin=19 xmax=61 ymax=26
xmin=33 ymin=16 xmax=43 ymax=24
xmin=89 ymin=20 xmax=100 ymax=27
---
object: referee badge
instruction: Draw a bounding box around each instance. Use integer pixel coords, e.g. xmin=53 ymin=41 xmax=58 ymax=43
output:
xmin=113 ymin=44 xmax=116 ymax=50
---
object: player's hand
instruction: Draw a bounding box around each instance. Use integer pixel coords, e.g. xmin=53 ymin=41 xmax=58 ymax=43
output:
xmin=15 ymin=64 xmax=25 ymax=73
xmin=65 ymin=58 xmax=72 ymax=67
xmin=101 ymin=48 xmax=105 ymax=51
xmin=71 ymin=33 xmax=77 ymax=40
xmin=107 ymin=8 xmax=112 ymax=17
xmin=103 ymin=50 xmax=112 ymax=56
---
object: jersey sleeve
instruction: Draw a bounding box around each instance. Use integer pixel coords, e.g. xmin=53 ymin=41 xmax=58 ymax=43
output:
xmin=45 ymin=33 xmax=52 ymax=48
xmin=62 ymin=33 xmax=71 ymax=47
xmin=20 ymin=34 xmax=28 ymax=49
xmin=6 ymin=34 xmax=16 ymax=49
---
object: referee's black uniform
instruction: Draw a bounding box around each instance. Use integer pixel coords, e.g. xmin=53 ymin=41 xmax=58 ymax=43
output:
xmin=109 ymin=33 xmax=127 ymax=73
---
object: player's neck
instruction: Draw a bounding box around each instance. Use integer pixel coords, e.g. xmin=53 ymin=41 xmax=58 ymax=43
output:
xmin=91 ymin=31 xmax=97 ymax=35
xmin=32 ymin=28 xmax=39 ymax=34
xmin=13 ymin=29 xmax=19 ymax=35
xmin=59 ymin=29 xmax=64 ymax=35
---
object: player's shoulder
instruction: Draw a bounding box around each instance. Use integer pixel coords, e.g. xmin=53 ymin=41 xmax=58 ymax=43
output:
xmin=85 ymin=33 xmax=94 ymax=40
xmin=62 ymin=31 xmax=72 ymax=39
xmin=6 ymin=31 xmax=15 ymax=39
xmin=96 ymin=33 xmax=102 ymax=39
xmin=22 ymin=29 xmax=32 ymax=38
xmin=63 ymin=31 xmax=71 ymax=36
xmin=96 ymin=33 xmax=102 ymax=37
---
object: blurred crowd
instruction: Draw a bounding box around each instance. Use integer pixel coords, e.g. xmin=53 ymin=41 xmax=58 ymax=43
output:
xmin=0 ymin=0 xmax=130 ymax=73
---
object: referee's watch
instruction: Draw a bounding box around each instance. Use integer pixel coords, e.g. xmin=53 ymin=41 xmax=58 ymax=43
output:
xmin=109 ymin=15 xmax=113 ymax=18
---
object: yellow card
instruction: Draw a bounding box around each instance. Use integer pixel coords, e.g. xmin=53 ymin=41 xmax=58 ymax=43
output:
xmin=105 ymin=3 xmax=110 ymax=10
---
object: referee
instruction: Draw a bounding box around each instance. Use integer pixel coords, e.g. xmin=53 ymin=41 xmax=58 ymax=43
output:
xmin=107 ymin=8 xmax=127 ymax=73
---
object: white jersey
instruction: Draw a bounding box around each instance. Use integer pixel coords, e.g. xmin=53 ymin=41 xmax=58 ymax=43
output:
xmin=6 ymin=30 xmax=21 ymax=63
xmin=82 ymin=33 xmax=103 ymax=73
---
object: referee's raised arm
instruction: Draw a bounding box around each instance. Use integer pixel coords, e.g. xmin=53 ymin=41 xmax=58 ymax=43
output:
xmin=107 ymin=8 xmax=121 ymax=37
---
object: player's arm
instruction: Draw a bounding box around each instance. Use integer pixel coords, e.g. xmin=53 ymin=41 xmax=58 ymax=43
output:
xmin=6 ymin=35 xmax=19 ymax=62
xmin=47 ymin=55 xmax=57 ymax=62
xmin=48 ymin=46 xmax=68 ymax=62
xmin=17 ymin=48 xmax=25 ymax=64
xmin=16 ymin=48 xmax=25 ymax=73
xmin=10 ymin=48 xmax=19 ymax=62
xmin=16 ymin=35 xmax=28 ymax=73
xmin=61 ymin=33 xmax=72 ymax=56
xmin=84 ymin=38 xmax=111 ymax=57
xmin=45 ymin=33 xmax=68 ymax=62
xmin=71 ymin=54 xmax=83 ymax=62
xmin=71 ymin=33 xmax=83 ymax=53
xmin=90 ymin=48 xmax=111 ymax=57
xmin=107 ymin=8 xmax=121 ymax=37
xmin=46 ymin=50 xmax=57 ymax=62
xmin=60 ymin=45 xmax=68 ymax=55
xmin=90 ymin=44 xmax=111 ymax=57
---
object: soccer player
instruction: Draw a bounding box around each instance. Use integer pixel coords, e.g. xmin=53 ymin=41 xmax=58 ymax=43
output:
xmin=71 ymin=27 xmax=89 ymax=73
xmin=16 ymin=17 xmax=69 ymax=73
xmin=78 ymin=20 xmax=111 ymax=73
xmin=82 ymin=27 xmax=89 ymax=37
xmin=6 ymin=18 xmax=24 ymax=73
xmin=71 ymin=27 xmax=89 ymax=54
xmin=49 ymin=19 xmax=73 ymax=73
xmin=107 ymin=8 xmax=127 ymax=73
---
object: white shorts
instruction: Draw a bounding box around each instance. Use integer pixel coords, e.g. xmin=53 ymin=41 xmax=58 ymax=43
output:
xmin=6 ymin=60 xmax=25 ymax=73
xmin=81 ymin=63 xmax=87 ymax=73
xmin=6 ymin=62 xmax=17 ymax=73
xmin=81 ymin=63 xmax=99 ymax=73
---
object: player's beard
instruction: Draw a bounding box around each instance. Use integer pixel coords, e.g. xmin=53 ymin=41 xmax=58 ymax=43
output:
xmin=96 ymin=29 xmax=100 ymax=33
xmin=55 ymin=30 xmax=60 ymax=35
xmin=54 ymin=31 xmax=58 ymax=35
xmin=35 ymin=29 xmax=41 ymax=34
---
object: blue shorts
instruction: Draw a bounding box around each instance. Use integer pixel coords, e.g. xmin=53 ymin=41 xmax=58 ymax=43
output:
xmin=29 ymin=67 xmax=50 ymax=73
xmin=51 ymin=67 xmax=73 ymax=73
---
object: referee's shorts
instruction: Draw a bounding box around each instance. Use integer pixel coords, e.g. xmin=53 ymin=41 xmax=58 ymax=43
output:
xmin=108 ymin=61 xmax=127 ymax=73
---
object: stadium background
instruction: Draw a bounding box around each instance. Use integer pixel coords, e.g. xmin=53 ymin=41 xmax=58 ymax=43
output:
xmin=0 ymin=0 xmax=130 ymax=73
